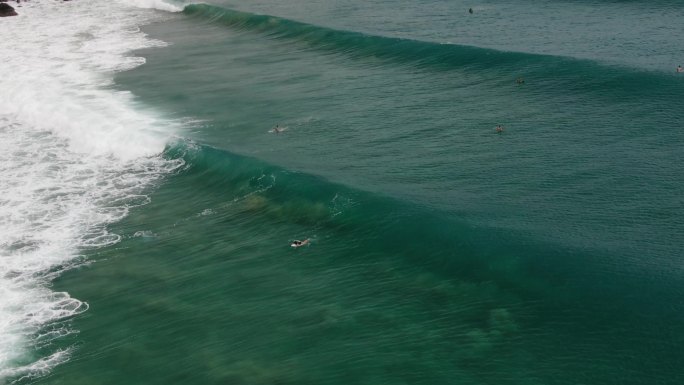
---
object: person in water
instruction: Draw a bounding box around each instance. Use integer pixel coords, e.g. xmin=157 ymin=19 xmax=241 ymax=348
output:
xmin=469 ymin=7 xmax=473 ymax=14
xmin=677 ymin=65 xmax=683 ymax=73
xmin=273 ymin=124 xmax=281 ymax=133
xmin=291 ymin=239 xmax=310 ymax=247
xmin=495 ymin=125 xmax=504 ymax=133
xmin=516 ymin=77 xmax=525 ymax=84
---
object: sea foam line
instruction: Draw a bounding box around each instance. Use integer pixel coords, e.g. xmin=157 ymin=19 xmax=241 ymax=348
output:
xmin=0 ymin=0 xmax=182 ymax=382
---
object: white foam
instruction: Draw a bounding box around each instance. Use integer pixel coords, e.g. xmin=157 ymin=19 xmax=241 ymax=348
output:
xmin=119 ymin=0 xmax=184 ymax=13
xmin=0 ymin=348 xmax=72 ymax=384
xmin=0 ymin=0 xmax=183 ymax=381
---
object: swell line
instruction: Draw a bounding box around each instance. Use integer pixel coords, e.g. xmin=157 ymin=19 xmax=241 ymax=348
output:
xmin=181 ymin=4 xmax=684 ymax=100
xmin=182 ymin=4 xmax=540 ymax=69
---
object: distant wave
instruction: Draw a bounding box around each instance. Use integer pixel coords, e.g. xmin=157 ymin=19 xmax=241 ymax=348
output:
xmin=182 ymin=4 xmax=533 ymax=68
xmin=182 ymin=3 xmax=684 ymax=100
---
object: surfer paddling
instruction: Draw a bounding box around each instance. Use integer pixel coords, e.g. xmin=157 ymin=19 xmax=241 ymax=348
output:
xmin=291 ymin=239 xmax=310 ymax=248
xmin=495 ymin=125 xmax=504 ymax=133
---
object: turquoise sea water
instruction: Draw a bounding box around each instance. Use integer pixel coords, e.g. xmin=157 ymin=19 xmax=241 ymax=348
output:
xmin=2 ymin=0 xmax=684 ymax=384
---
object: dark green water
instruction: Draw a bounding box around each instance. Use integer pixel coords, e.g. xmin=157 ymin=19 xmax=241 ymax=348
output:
xmin=43 ymin=141 xmax=684 ymax=384
xmin=26 ymin=1 xmax=684 ymax=384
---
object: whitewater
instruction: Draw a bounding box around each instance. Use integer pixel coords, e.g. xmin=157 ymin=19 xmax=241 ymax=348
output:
xmin=0 ymin=0 xmax=180 ymax=381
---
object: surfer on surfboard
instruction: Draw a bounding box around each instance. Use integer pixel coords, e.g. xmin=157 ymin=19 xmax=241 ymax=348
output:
xmin=270 ymin=124 xmax=288 ymax=134
xmin=291 ymin=239 xmax=310 ymax=248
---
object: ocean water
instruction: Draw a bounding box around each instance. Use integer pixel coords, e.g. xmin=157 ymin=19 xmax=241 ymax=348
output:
xmin=1 ymin=0 xmax=683 ymax=384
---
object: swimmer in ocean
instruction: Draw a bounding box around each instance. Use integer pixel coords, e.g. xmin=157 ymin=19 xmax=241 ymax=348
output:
xmin=677 ymin=65 xmax=683 ymax=73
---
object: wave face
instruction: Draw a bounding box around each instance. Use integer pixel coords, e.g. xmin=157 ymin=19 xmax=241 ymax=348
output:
xmin=0 ymin=1 xmax=180 ymax=381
